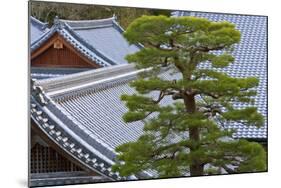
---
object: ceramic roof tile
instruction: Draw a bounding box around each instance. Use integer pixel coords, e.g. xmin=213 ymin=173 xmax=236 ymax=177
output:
xmin=30 ymin=16 xmax=141 ymax=67
xmin=30 ymin=16 xmax=49 ymax=44
xmin=60 ymin=17 xmax=140 ymax=65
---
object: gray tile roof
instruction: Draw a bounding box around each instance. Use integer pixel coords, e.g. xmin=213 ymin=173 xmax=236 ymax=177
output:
xmin=30 ymin=94 xmax=128 ymax=181
xmin=31 ymin=20 xmax=116 ymax=67
xmin=30 ymin=16 xmax=141 ymax=67
xmin=31 ymin=65 xmax=141 ymax=181
xmin=56 ymin=77 xmax=144 ymax=149
xmin=35 ymin=66 xmax=182 ymax=152
xmin=60 ymin=17 xmax=140 ymax=65
xmin=30 ymin=16 xmax=49 ymax=44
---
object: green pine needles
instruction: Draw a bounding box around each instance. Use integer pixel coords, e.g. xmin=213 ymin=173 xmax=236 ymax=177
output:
xmin=112 ymin=15 xmax=266 ymax=178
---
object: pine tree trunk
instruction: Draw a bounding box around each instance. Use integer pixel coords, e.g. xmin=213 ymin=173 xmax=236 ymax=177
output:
xmin=183 ymin=94 xmax=204 ymax=176
xmin=190 ymin=163 xmax=204 ymax=176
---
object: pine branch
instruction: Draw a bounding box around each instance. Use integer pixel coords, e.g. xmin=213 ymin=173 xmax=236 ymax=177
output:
xmin=195 ymin=45 xmax=228 ymax=53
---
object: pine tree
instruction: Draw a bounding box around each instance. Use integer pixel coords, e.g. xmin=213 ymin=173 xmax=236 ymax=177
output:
xmin=112 ymin=15 xmax=266 ymax=178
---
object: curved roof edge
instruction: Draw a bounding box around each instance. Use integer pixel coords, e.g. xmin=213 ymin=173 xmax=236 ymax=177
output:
xmin=30 ymin=64 xmax=150 ymax=181
xmin=30 ymin=95 xmax=129 ymax=181
xmin=59 ymin=16 xmax=127 ymax=34
xmin=59 ymin=16 xmax=116 ymax=30
xmin=30 ymin=19 xmax=119 ymax=67
xmin=60 ymin=16 xmax=144 ymax=49
xmin=31 ymin=16 xmax=48 ymax=29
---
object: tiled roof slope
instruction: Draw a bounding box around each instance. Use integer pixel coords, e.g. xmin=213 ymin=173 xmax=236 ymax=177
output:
xmin=34 ymin=65 xmax=146 ymax=149
xmin=31 ymin=64 xmax=142 ymax=181
xmin=59 ymin=17 xmax=141 ymax=65
xmin=31 ymin=17 xmax=116 ymax=67
xmin=31 ymin=16 xmax=141 ymax=67
xmin=173 ymin=11 xmax=267 ymax=140
xmin=30 ymin=96 xmax=125 ymax=181
xmin=39 ymin=67 xmax=185 ymax=150
xmin=30 ymin=16 xmax=49 ymax=44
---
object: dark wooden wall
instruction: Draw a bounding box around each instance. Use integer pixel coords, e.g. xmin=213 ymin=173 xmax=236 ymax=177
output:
xmin=31 ymin=33 xmax=100 ymax=69
xmin=31 ymin=120 xmax=98 ymax=176
xmin=32 ymin=44 xmax=95 ymax=68
xmin=31 ymin=143 xmax=83 ymax=173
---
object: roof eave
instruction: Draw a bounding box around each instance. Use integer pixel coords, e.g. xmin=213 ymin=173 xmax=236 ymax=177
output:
xmin=30 ymin=95 xmax=127 ymax=181
xmin=30 ymin=21 xmax=117 ymax=67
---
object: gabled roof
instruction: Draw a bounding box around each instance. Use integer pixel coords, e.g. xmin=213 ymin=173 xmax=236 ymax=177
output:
xmin=59 ymin=17 xmax=140 ymax=65
xmin=30 ymin=16 xmax=49 ymax=44
xmin=30 ymin=16 xmax=141 ymax=67
xmin=30 ymin=11 xmax=267 ymax=181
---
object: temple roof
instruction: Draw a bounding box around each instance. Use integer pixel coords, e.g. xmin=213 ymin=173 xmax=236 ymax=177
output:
xmin=59 ymin=17 xmax=140 ymax=65
xmin=30 ymin=11 xmax=267 ymax=181
xmin=31 ymin=64 xmax=142 ymax=181
xmin=30 ymin=16 xmax=141 ymax=67
xmin=30 ymin=16 xmax=49 ymax=44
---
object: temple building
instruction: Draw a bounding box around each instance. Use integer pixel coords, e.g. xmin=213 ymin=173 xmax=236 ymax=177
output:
xmin=30 ymin=16 xmax=140 ymax=79
xmin=30 ymin=16 xmax=141 ymax=186
xmin=29 ymin=12 xmax=267 ymax=187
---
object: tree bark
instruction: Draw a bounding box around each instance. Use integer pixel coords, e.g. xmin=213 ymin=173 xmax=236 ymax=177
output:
xmin=183 ymin=93 xmax=204 ymax=176
xmin=190 ymin=163 xmax=204 ymax=176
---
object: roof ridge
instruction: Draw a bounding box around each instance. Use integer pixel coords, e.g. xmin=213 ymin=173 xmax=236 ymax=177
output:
xmin=31 ymin=16 xmax=48 ymax=28
xmin=48 ymin=68 xmax=142 ymax=100
xmin=59 ymin=16 xmax=115 ymax=23
xmin=62 ymin=24 xmax=118 ymax=65
xmin=61 ymin=17 xmax=144 ymax=60
xmin=36 ymin=64 xmax=134 ymax=84
xmin=35 ymin=64 xmax=138 ymax=93
xmin=30 ymin=27 xmax=55 ymax=48
xmin=59 ymin=16 xmax=116 ymax=30
xmin=31 ymin=22 xmax=119 ymax=67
